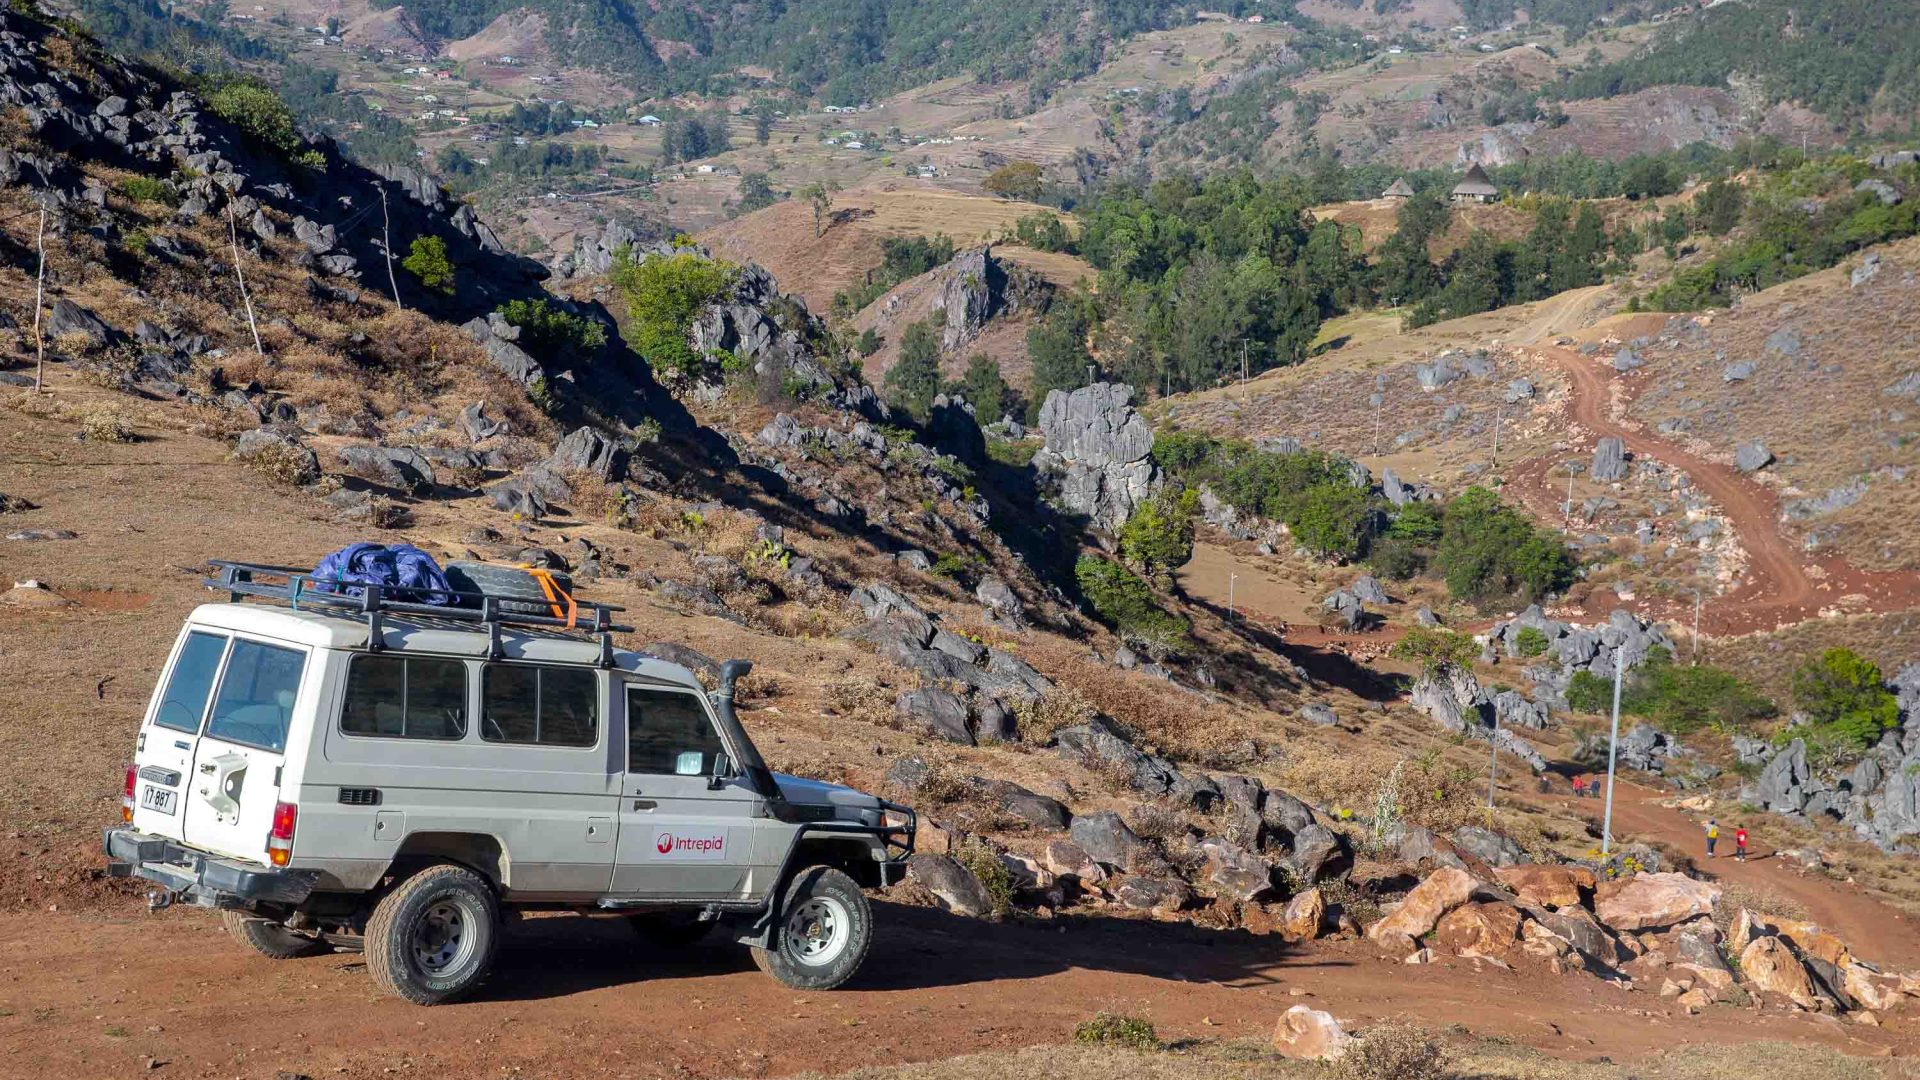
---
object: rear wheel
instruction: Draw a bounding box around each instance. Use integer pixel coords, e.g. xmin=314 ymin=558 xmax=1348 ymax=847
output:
xmin=364 ymin=864 xmax=498 ymax=1005
xmin=750 ymin=866 xmax=870 ymax=991
xmin=221 ymin=909 xmax=329 ymax=959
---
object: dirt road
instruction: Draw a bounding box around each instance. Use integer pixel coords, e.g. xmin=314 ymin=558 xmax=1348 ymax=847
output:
xmin=1513 ymin=345 xmax=1920 ymax=634
xmin=2 ymin=896 xmax=1908 ymax=1080
xmin=1542 ymin=779 xmax=1920 ymax=970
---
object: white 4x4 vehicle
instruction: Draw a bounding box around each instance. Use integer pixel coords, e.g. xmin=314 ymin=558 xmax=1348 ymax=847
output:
xmin=105 ymin=561 xmax=914 ymax=1004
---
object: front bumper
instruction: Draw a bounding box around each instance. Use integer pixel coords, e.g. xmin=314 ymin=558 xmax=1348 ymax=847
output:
xmin=103 ymin=827 xmax=318 ymax=908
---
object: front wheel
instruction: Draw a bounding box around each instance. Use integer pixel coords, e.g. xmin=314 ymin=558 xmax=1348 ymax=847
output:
xmin=221 ymin=909 xmax=329 ymax=959
xmin=750 ymin=866 xmax=871 ymax=991
xmin=364 ymin=864 xmax=499 ymax=1005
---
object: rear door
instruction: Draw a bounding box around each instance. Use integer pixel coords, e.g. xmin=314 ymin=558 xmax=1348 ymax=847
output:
xmin=180 ymin=636 xmax=310 ymax=864
xmin=610 ymin=684 xmax=768 ymax=898
xmin=129 ymin=628 xmax=228 ymax=842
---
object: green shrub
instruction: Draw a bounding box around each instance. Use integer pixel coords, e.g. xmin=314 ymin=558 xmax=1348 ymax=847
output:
xmin=1792 ymin=648 xmax=1899 ymax=756
xmin=954 ymin=840 xmax=1016 ymax=918
xmin=496 ymin=298 xmax=607 ymax=360
xmin=1147 ymin=431 xmax=1378 ymax=560
xmin=204 ymin=81 xmax=319 ymax=168
xmin=1329 ymin=1022 xmax=1446 ymax=1080
xmin=1434 ymin=486 xmax=1574 ymax=604
xmin=883 ymin=320 xmax=942 ymax=417
xmin=402 ymin=236 xmax=456 ymax=294
xmin=1119 ymin=487 xmax=1198 ymax=578
xmin=1514 ymin=626 xmax=1551 ymax=658
xmin=1074 ymin=555 xmax=1188 ymax=655
xmin=1566 ymin=669 xmax=1613 ymax=714
xmin=612 ymin=249 xmax=738 ymax=380
xmin=1390 ymin=626 xmax=1478 ymax=677
xmin=116 ymin=175 xmax=177 ymax=206
xmin=1073 ymin=1013 xmax=1159 ymax=1051
xmin=1367 ymin=534 xmax=1427 ymax=580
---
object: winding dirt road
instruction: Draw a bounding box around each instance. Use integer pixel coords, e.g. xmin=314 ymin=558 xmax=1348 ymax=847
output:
xmin=1511 ymin=345 xmax=1920 ymax=634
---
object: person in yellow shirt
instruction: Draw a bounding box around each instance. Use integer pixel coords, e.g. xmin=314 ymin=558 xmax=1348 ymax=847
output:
xmin=1705 ymin=818 xmax=1719 ymax=859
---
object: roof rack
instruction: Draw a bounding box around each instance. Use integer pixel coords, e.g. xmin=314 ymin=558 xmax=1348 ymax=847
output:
xmin=205 ymin=560 xmax=634 ymax=668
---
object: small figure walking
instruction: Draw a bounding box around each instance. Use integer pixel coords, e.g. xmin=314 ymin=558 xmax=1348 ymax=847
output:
xmin=1572 ymin=775 xmax=1585 ymax=798
xmin=1705 ymin=818 xmax=1720 ymax=859
xmin=1735 ymin=825 xmax=1749 ymax=862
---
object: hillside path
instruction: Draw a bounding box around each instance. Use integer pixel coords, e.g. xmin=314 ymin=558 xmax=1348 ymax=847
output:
xmin=1538 ymin=779 xmax=1920 ymax=969
xmin=1513 ymin=345 xmax=1920 ymax=634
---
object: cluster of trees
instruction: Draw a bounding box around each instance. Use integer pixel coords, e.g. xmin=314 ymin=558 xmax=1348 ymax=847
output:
xmin=436 ymin=142 xmax=620 ymax=190
xmin=1553 ymin=0 xmax=1920 ymax=129
xmin=1150 ymin=431 xmax=1575 ymax=604
xmin=1639 ymin=157 xmax=1920 ymax=311
xmin=881 ymin=322 xmax=1025 ymax=422
xmin=495 ymin=298 xmax=608 ymax=361
xmin=661 ymin=112 xmax=732 ymax=164
xmin=1069 ymin=171 xmax=1359 ymax=399
xmin=371 ymin=0 xmax=1186 ymax=105
xmin=1396 ymin=194 xmax=1614 ymax=327
xmin=274 ymin=62 xmax=417 ymax=167
xmin=1790 ymin=648 xmax=1902 ymax=762
xmin=831 ymin=235 xmax=957 ymax=318
xmin=497 ymin=100 xmax=589 ymax=136
xmin=1074 ymin=555 xmax=1190 ymax=656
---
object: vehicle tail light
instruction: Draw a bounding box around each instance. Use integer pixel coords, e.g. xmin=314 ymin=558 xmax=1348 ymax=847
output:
xmin=267 ymin=801 xmax=297 ymax=867
xmin=122 ymin=765 xmax=137 ymax=824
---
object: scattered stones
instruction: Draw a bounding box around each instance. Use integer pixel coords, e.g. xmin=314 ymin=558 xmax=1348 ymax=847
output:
xmin=1299 ymin=702 xmax=1338 ymax=727
xmin=1282 ymin=887 xmax=1326 ymax=941
xmin=1367 ymin=866 xmax=1478 ymax=941
xmin=1068 ymin=811 xmax=1155 ymax=872
xmin=907 ymin=854 xmax=993 ymax=917
xmin=1735 ymin=441 xmax=1774 ymax=474
xmin=894 ymin=688 xmax=974 ymax=745
xmin=1494 ymin=864 xmax=1595 ymax=909
xmin=1722 ymin=361 xmax=1754 ymax=383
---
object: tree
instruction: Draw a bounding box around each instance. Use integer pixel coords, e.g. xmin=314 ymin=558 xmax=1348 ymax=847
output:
xmin=495 ymin=298 xmax=606 ymax=359
xmin=735 ymin=172 xmax=778 ymax=213
xmin=954 ymin=354 xmax=1016 ymax=419
xmin=798 ymin=181 xmax=838 ymax=237
xmin=1119 ymin=487 xmax=1199 ymax=579
xmin=1694 ymin=179 xmax=1745 ymax=236
xmin=1289 ymin=482 xmax=1371 ymax=560
xmin=1792 ymin=648 xmax=1899 ymax=754
xmin=612 ymin=250 xmax=739 ymax=379
xmin=1025 ymin=305 xmax=1092 ymax=422
xmin=884 ymin=320 xmax=942 ymax=417
xmin=1074 ymin=555 xmax=1188 ymax=655
xmin=401 ymin=235 xmax=455 ymax=294
xmin=752 ymin=99 xmax=777 ymax=145
xmin=983 ymin=160 xmax=1044 ymax=201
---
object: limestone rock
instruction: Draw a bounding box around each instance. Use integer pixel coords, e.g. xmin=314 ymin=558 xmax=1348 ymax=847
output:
xmin=1272 ymin=1005 xmax=1350 ymax=1061
xmin=1367 ymin=866 xmax=1478 ymax=942
xmin=1740 ymin=936 xmax=1821 ymax=1010
xmin=1032 ymin=383 xmax=1158 ymax=534
xmin=1493 ymin=864 xmax=1594 ymax=909
xmin=1591 ymin=436 xmax=1628 ymax=482
xmin=1281 ymin=887 xmax=1325 ymax=941
xmin=1594 ymin=872 xmax=1719 ymax=932
xmin=906 ymin=854 xmax=992 ymax=917
xmin=1436 ymin=901 xmax=1522 ymax=960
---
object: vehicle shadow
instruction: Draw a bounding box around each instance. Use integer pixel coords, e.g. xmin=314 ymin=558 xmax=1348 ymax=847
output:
xmin=478 ymin=900 xmax=1334 ymax=1002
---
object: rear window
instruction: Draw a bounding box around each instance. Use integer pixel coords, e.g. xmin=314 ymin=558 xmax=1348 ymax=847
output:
xmin=204 ymin=640 xmax=307 ymax=752
xmin=341 ymin=656 xmax=469 ymax=740
xmin=482 ymin=664 xmax=597 ymax=748
xmin=154 ymin=631 xmax=226 ymax=733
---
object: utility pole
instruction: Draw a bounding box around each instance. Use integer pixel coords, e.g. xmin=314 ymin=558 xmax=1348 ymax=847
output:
xmin=1601 ymin=652 xmax=1626 ymax=855
xmin=1692 ymin=590 xmax=1703 ymax=664
xmin=1487 ymin=709 xmax=1499 ymax=810
xmin=1086 ymin=363 xmax=1096 ymax=387
xmin=1564 ymin=466 xmax=1575 ymax=528
xmin=1228 ymin=573 xmax=1237 ymax=621
xmin=1240 ymin=341 xmax=1248 ymax=391
xmin=31 ymin=206 xmax=46 ymax=392
xmin=1490 ymin=404 xmax=1502 ymax=470
xmin=380 ymin=188 xmax=404 ymax=311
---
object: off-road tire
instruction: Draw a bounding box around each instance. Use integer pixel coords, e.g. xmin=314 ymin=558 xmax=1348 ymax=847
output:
xmin=364 ymin=864 xmax=498 ymax=1005
xmin=751 ymin=866 xmax=870 ymax=991
xmin=626 ymin=911 xmax=714 ymax=949
xmin=221 ymin=909 xmax=329 ymax=959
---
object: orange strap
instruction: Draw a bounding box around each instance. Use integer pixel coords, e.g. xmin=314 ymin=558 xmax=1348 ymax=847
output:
xmin=520 ymin=566 xmax=577 ymax=627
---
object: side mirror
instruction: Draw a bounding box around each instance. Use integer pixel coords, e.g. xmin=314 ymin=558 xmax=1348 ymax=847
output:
xmin=707 ymin=752 xmax=732 ymax=790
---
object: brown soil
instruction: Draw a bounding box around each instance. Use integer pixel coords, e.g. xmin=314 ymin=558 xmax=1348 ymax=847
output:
xmin=3 ymin=893 xmax=1912 ymax=1080
xmin=1507 ymin=346 xmax=1920 ymax=635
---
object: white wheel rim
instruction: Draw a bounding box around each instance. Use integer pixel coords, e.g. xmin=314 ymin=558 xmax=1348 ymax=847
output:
xmin=414 ymin=899 xmax=477 ymax=976
xmin=784 ymin=896 xmax=851 ymax=967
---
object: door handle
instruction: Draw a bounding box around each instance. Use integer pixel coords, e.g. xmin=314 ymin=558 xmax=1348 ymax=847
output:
xmin=632 ymin=799 xmax=657 ymax=811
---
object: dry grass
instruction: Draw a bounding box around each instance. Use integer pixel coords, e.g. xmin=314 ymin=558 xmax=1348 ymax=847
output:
xmin=772 ymin=1039 xmax=1905 ymax=1080
xmin=1328 ymin=1023 xmax=1446 ymax=1080
xmin=1012 ymin=686 xmax=1097 ymax=744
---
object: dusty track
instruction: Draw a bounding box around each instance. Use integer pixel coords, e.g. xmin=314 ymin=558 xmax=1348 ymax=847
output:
xmin=1510 ymin=345 xmax=1920 ymax=634
xmin=1 ymin=894 xmax=1910 ymax=1080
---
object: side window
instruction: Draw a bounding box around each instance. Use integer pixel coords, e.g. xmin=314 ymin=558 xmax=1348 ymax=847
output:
xmin=627 ymin=687 xmax=725 ymax=776
xmin=482 ymin=664 xmax=597 ymax=748
xmin=341 ymin=656 xmax=469 ymax=740
xmin=154 ymin=631 xmax=226 ymax=732
xmin=204 ymin=640 xmax=307 ymax=753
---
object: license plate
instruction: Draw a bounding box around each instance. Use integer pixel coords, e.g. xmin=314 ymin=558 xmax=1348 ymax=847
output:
xmin=140 ymin=784 xmax=177 ymax=816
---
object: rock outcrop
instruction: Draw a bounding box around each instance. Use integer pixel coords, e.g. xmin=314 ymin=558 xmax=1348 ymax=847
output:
xmin=1032 ymin=383 xmax=1158 ymax=534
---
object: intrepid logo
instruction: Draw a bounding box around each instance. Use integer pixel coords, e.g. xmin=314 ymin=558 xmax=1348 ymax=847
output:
xmin=649 ymin=828 xmax=727 ymax=861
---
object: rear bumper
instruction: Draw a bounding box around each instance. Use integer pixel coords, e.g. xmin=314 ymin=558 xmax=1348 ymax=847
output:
xmin=103 ymin=827 xmax=319 ymax=907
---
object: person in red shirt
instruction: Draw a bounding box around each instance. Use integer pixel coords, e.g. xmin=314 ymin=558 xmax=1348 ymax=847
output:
xmin=1735 ymin=826 xmax=1749 ymax=862
xmin=1572 ymin=775 xmax=1585 ymax=798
